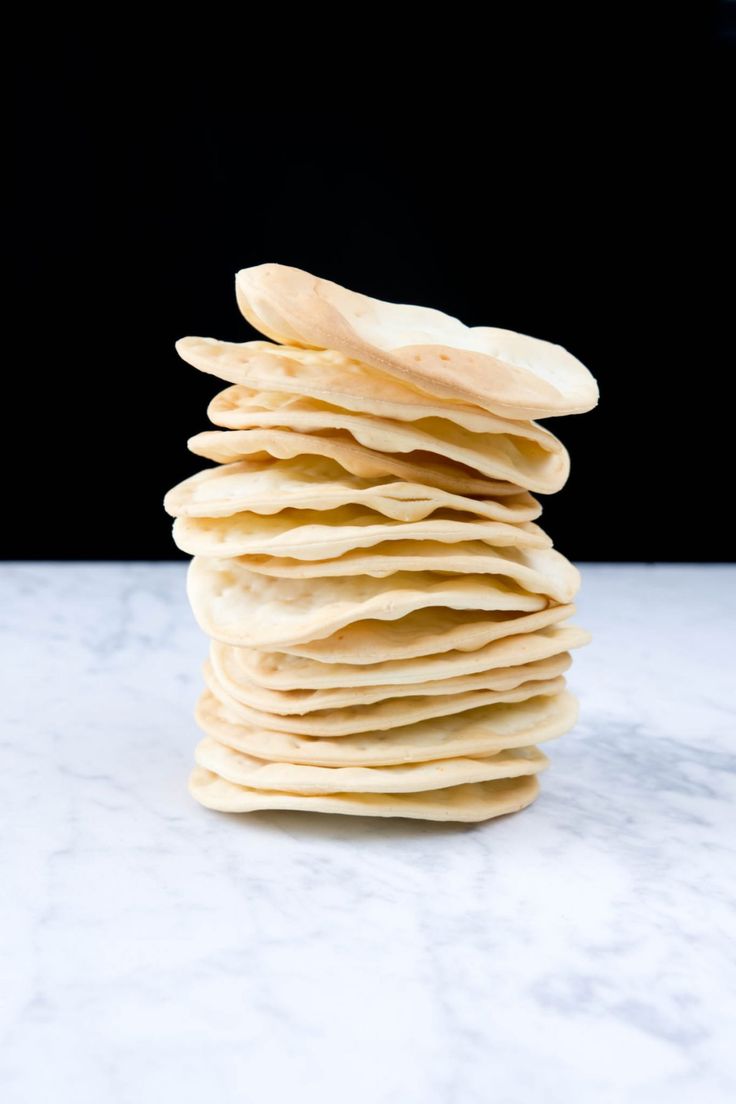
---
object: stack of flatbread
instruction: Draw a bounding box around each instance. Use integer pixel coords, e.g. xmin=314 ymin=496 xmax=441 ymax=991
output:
xmin=165 ymin=265 xmax=597 ymax=822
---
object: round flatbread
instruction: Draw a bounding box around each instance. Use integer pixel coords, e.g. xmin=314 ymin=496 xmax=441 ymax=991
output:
xmin=282 ymin=604 xmax=576 ymax=664
xmin=187 ymin=558 xmax=549 ymax=647
xmin=174 ymin=509 xmax=550 ymax=561
xmin=214 ymin=624 xmax=588 ymax=691
xmin=190 ymin=766 xmax=541 ymax=821
xmin=178 ymin=337 xmax=558 ymax=430
xmin=195 ymin=735 xmax=547 ymax=795
xmin=241 ymin=544 xmax=579 ymax=604
xmin=164 ymin=456 xmax=540 ymax=524
xmin=233 ymin=264 xmax=598 ymax=419
xmin=188 ymin=427 xmax=525 ymax=499
xmin=196 ymin=688 xmax=579 ymax=766
xmin=207 ymin=385 xmax=569 ymax=493
xmin=204 ymin=661 xmax=567 ymax=736
xmin=209 ymin=647 xmax=571 ymax=713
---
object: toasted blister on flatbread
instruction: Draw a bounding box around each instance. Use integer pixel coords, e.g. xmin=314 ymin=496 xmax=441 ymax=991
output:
xmin=179 ymin=335 xmax=577 ymax=433
xmin=213 ymin=624 xmax=588 ymax=691
xmin=207 ymin=386 xmax=569 ymax=494
xmin=164 ymin=457 xmax=540 ymax=524
xmin=190 ymin=766 xmax=541 ymax=821
xmin=196 ymin=688 xmax=579 ymax=766
xmin=242 ymin=545 xmax=579 ymax=603
xmin=204 ymin=661 xmax=567 ymax=736
xmin=174 ymin=508 xmax=550 ymax=561
xmin=282 ymin=605 xmax=576 ymax=664
xmin=188 ymin=428 xmax=525 ymax=498
xmin=194 ymin=735 xmax=548 ymax=795
xmin=187 ymin=557 xmax=549 ymax=648
xmin=233 ymin=264 xmax=598 ymax=420
xmin=210 ymin=645 xmax=571 ymax=713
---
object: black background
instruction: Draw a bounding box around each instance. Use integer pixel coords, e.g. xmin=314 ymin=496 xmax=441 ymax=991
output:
xmin=10 ymin=17 xmax=734 ymax=561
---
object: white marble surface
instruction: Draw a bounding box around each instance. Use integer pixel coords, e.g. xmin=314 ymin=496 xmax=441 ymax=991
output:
xmin=0 ymin=563 xmax=734 ymax=1104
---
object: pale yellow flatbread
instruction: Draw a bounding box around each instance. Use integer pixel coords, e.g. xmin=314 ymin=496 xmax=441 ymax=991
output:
xmin=164 ymin=456 xmax=540 ymax=524
xmin=234 ymin=264 xmax=598 ymax=419
xmin=190 ymin=766 xmax=541 ymax=821
xmin=180 ymin=335 xmax=575 ymax=433
xmin=204 ymin=662 xmax=567 ymax=735
xmin=214 ymin=624 xmax=588 ymax=691
xmin=283 ymin=604 xmax=576 ymax=664
xmin=196 ymin=688 xmax=579 ymax=766
xmin=242 ymin=544 xmax=579 ymax=603
xmin=195 ymin=736 xmax=548 ymax=795
xmin=188 ymin=428 xmax=526 ymax=499
xmin=209 ymin=647 xmax=571 ymax=713
xmin=174 ymin=509 xmax=550 ymax=561
xmin=207 ymin=385 xmax=569 ymax=493
xmin=187 ymin=558 xmax=549 ymax=648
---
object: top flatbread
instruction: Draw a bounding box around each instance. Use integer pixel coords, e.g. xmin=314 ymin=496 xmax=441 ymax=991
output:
xmin=234 ymin=264 xmax=598 ymax=419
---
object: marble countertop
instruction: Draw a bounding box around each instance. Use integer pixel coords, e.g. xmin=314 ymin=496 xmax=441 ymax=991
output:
xmin=1 ymin=563 xmax=734 ymax=1104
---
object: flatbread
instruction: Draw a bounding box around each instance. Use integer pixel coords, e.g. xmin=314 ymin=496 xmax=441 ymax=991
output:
xmin=214 ymin=624 xmax=588 ymax=690
xmin=196 ymin=687 xmax=579 ymax=766
xmin=209 ymin=647 xmax=571 ymax=713
xmin=204 ymin=662 xmax=567 ymax=735
xmin=190 ymin=766 xmax=541 ymax=821
xmin=174 ymin=509 xmax=550 ymax=561
xmin=164 ymin=457 xmax=540 ymax=524
xmin=187 ymin=557 xmax=549 ymax=647
xmin=194 ymin=736 xmax=548 ymax=795
xmin=188 ymin=428 xmax=526 ymax=499
xmin=242 ymin=544 xmax=579 ymax=603
xmin=234 ymin=264 xmax=598 ymax=420
xmin=282 ymin=604 xmax=576 ymax=664
xmin=207 ymin=386 xmax=570 ymax=494
xmin=179 ymin=335 xmax=573 ymax=433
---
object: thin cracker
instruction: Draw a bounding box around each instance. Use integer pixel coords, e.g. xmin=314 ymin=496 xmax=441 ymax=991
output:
xmin=187 ymin=558 xmax=549 ymax=647
xmin=196 ymin=688 xmax=579 ymax=766
xmin=190 ymin=766 xmax=541 ymax=821
xmin=195 ymin=736 xmax=548 ymax=794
